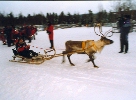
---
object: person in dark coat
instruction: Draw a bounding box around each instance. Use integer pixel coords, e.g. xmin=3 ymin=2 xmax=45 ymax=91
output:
xmin=46 ymin=21 xmax=54 ymax=49
xmin=118 ymin=16 xmax=124 ymax=33
xmin=119 ymin=15 xmax=131 ymax=54
xmin=4 ymin=26 xmax=12 ymax=47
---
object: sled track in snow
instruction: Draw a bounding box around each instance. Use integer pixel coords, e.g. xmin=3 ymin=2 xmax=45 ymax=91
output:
xmin=43 ymin=64 xmax=136 ymax=91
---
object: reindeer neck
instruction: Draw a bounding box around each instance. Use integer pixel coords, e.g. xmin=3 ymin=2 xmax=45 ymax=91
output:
xmin=94 ymin=40 xmax=105 ymax=52
xmin=95 ymin=40 xmax=105 ymax=46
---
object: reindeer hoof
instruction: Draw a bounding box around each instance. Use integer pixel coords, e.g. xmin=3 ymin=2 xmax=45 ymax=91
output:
xmin=94 ymin=66 xmax=99 ymax=68
xmin=71 ymin=63 xmax=75 ymax=66
xmin=62 ymin=60 xmax=66 ymax=64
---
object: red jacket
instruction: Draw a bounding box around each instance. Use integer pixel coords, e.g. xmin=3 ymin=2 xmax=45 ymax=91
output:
xmin=31 ymin=29 xmax=35 ymax=35
xmin=47 ymin=25 xmax=54 ymax=40
xmin=16 ymin=42 xmax=30 ymax=52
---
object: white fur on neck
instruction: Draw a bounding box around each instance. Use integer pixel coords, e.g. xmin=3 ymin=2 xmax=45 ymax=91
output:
xmin=94 ymin=40 xmax=105 ymax=53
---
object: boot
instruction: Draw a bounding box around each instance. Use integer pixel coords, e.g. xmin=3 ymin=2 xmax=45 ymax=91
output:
xmin=119 ymin=40 xmax=124 ymax=53
xmin=28 ymin=38 xmax=31 ymax=43
xmin=125 ymin=42 xmax=128 ymax=53
xmin=31 ymin=51 xmax=38 ymax=57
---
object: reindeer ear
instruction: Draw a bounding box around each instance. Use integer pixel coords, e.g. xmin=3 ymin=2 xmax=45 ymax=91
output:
xmin=101 ymin=36 xmax=105 ymax=40
xmin=101 ymin=36 xmax=103 ymax=39
xmin=100 ymin=36 xmax=103 ymax=41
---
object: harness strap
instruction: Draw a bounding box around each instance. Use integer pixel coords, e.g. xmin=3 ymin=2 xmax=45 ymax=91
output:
xmin=82 ymin=40 xmax=98 ymax=52
xmin=91 ymin=41 xmax=98 ymax=52
xmin=82 ymin=41 xmax=86 ymax=50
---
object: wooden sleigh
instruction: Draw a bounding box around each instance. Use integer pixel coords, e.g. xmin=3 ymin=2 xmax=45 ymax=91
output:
xmin=9 ymin=48 xmax=56 ymax=64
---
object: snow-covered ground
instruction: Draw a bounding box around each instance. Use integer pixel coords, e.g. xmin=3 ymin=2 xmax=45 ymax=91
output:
xmin=0 ymin=27 xmax=136 ymax=100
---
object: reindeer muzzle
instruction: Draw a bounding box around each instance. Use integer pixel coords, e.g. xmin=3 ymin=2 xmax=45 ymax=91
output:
xmin=110 ymin=40 xmax=114 ymax=44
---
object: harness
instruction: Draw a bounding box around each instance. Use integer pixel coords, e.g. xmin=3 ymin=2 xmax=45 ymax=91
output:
xmin=82 ymin=40 xmax=98 ymax=52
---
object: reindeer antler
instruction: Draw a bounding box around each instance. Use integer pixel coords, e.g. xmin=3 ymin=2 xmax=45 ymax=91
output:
xmin=94 ymin=23 xmax=104 ymax=36
xmin=104 ymin=29 xmax=113 ymax=37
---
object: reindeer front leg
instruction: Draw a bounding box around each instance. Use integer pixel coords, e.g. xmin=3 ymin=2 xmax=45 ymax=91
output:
xmin=88 ymin=54 xmax=99 ymax=68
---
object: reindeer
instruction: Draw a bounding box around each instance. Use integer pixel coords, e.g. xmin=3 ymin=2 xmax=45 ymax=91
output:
xmin=62 ymin=26 xmax=113 ymax=68
xmin=94 ymin=22 xmax=102 ymax=32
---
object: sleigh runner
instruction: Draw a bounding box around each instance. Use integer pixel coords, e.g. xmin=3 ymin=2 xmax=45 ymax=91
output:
xmin=9 ymin=48 xmax=56 ymax=64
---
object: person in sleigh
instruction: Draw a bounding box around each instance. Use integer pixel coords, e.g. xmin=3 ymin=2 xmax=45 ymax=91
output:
xmin=15 ymin=38 xmax=38 ymax=58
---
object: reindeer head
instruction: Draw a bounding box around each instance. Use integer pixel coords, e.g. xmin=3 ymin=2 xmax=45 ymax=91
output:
xmin=94 ymin=25 xmax=114 ymax=45
xmin=100 ymin=36 xmax=113 ymax=45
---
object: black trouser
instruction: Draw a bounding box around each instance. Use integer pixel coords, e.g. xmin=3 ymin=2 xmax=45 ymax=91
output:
xmin=7 ymin=37 xmax=11 ymax=47
xmin=19 ymin=50 xmax=38 ymax=58
xmin=50 ymin=40 xmax=54 ymax=48
xmin=120 ymin=35 xmax=128 ymax=52
xmin=120 ymin=27 xmax=130 ymax=52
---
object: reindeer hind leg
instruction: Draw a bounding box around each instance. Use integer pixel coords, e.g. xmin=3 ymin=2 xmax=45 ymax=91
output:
xmin=62 ymin=51 xmax=66 ymax=63
xmin=67 ymin=54 xmax=75 ymax=66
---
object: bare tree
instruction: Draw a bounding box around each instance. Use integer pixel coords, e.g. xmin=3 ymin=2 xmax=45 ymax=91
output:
xmin=98 ymin=3 xmax=104 ymax=12
xmin=111 ymin=0 xmax=136 ymax=12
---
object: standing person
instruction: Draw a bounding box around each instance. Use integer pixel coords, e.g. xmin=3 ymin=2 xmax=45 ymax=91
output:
xmin=46 ymin=21 xmax=54 ymax=49
xmin=4 ymin=26 xmax=12 ymax=47
xmin=26 ymin=26 xmax=32 ymax=43
xmin=119 ymin=15 xmax=131 ymax=54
